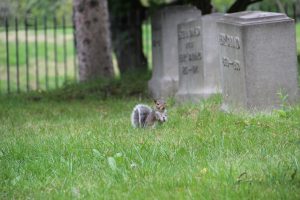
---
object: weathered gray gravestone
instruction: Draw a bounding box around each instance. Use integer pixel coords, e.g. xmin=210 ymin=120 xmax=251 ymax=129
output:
xmin=148 ymin=6 xmax=201 ymax=99
xmin=217 ymin=11 xmax=299 ymax=112
xmin=202 ymin=13 xmax=224 ymax=93
xmin=175 ymin=14 xmax=223 ymax=103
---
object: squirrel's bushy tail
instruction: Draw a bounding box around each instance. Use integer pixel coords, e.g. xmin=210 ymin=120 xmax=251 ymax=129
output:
xmin=131 ymin=104 xmax=151 ymax=128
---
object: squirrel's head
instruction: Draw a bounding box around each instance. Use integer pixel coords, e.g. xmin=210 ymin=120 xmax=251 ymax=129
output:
xmin=154 ymin=99 xmax=166 ymax=111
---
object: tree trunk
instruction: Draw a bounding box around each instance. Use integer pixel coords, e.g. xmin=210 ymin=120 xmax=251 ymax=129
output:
xmin=227 ymin=0 xmax=263 ymax=13
xmin=73 ymin=0 xmax=114 ymax=81
xmin=190 ymin=0 xmax=213 ymax=15
xmin=169 ymin=0 xmax=213 ymax=15
xmin=109 ymin=0 xmax=147 ymax=73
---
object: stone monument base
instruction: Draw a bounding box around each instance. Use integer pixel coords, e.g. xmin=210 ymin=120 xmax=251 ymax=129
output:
xmin=148 ymin=77 xmax=178 ymax=99
xmin=175 ymin=88 xmax=220 ymax=103
xmin=221 ymin=93 xmax=300 ymax=114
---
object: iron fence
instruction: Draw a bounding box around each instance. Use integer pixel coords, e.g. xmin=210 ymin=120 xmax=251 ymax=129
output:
xmin=0 ymin=15 xmax=77 ymax=94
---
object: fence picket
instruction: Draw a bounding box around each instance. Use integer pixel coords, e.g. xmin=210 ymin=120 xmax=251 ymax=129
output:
xmin=15 ymin=17 xmax=20 ymax=93
xmin=25 ymin=17 xmax=30 ymax=92
xmin=5 ymin=18 xmax=10 ymax=94
xmin=53 ymin=16 xmax=58 ymax=89
xmin=44 ymin=16 xmax=49 ymax=90
xmin=34 ymin=17 xmax=39 ymax=90
xmin=63 ymin=15 xmax=68 ymax=83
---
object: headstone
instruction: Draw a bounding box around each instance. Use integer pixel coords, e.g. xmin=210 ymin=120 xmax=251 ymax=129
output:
xmin=175 ymin=13 xmax=223 ymax=103
xmin=217 ymin=11 xmax=299 ymax=112
xmin=148 ymin=6 xmax=201 ymax=99
xmin=202 ymin=13 xmax=224 ymax=93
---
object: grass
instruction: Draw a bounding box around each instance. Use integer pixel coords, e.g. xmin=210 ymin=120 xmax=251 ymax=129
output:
xmin=0 ymin=71 xmax=300 ymax=199
xmin=0 ymin=21 xmax=299 ymax=198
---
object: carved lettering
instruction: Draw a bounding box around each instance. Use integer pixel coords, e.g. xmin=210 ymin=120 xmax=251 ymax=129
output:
xmin=179 ymin=54 xmax=188 ymax=63
xmin=191 ymin=65 xmax=199 ymax=73
xmin=179 ymin=52 xmax=202 ymax=63
xmin=219 ymin=33 xmax=240 ymax=49
xmin=189 ymin=52 xmax=202 ymax=61
xmin=222 ymin=57 xmax=241 ymax=71
xmin=182 ymin=66 xmax=188 ymax=75
xmin=181 ymin=65 xmax=199 ymax=75
xmin=178 ymin=26 xmax=201 ymax=40
xmin=185 ymin=42 xmax=194 ymax=49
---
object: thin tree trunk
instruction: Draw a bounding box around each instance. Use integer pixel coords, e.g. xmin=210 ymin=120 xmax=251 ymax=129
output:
xmin=275 ymin=0 xmax=285 ymax=13
xmin=168 ymin=0 xmax=213 ymax=15
xmin=192 ymin=0 xmax=213 ymax=15
xmin=73 ymin=0 xmax=114 ymax=81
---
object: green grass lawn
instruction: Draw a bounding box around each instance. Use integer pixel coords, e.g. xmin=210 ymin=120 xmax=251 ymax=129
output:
xmin=0 ymin=73 xmax=299 ymax=199
xmin=0 ymin=21 xmax=299 ymax=199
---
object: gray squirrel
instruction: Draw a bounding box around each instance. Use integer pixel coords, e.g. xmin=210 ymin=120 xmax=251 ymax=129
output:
xmin=131 ymin=99 xmax=167 ymax=128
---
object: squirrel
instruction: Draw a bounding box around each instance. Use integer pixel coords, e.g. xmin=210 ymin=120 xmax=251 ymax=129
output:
xmin=131 ymin=99 xmax=167 ymax=128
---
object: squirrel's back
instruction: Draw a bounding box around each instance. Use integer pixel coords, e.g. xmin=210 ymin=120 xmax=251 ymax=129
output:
xmin=131 ymin=104 xmax=152 ymax=128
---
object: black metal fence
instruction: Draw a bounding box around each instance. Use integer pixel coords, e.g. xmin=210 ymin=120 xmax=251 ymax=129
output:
xmin=0 ymin=15 xmax=77 ymax=94
xmin=0 ymin=14 xmax=153 ymax=94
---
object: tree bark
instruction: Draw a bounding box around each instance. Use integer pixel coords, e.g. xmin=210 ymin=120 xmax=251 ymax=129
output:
xmin=168 ymin=0 xmax=213 ymax=15
xmin=227 ymin=0 xmax=263 ymax=13
xmin=190 ymin=0 xmax=213 ymax=15
xmin=109 ymin=0 xmax=147 ymax=73
xmin=73 ymin=0 xmax=114 ymax=81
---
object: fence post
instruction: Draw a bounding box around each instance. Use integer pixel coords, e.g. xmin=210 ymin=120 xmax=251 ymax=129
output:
xmin=53 ymin=16 xmax=58 ymax=88
xmin=63 ymin=15 xmax=68 ymax=83
xmin=25 ymin=17 xmax=30 ymax=92
xmin=73 ymin=11 xmax=77 ymax=82
xmin=15 ymin=17 xmax=20 ymax=93
xmin=5 ymin=17 xmax=10 ymax=94
xmin=44 ymin=16 xmax=49 ymax=90
xmin=34 ymin=16 xmax=39 ymax=90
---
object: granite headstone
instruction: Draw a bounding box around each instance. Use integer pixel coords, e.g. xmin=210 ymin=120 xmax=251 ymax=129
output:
xmin=148 ymin=6 xmax=201 ymax=99
xmin=217 ymin=11 xmax=299 ymax=112
xmin=175 ymin=14 xmax=223 ymax=103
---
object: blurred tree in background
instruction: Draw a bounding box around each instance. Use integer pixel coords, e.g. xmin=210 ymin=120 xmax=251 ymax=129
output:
xmin=0 ymin=0 xmax=73 ymax=24
xmin=108 ymin=0 xmax=148 ymax=73
xmin=73 ymin=0 xmax=115 ymax=81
